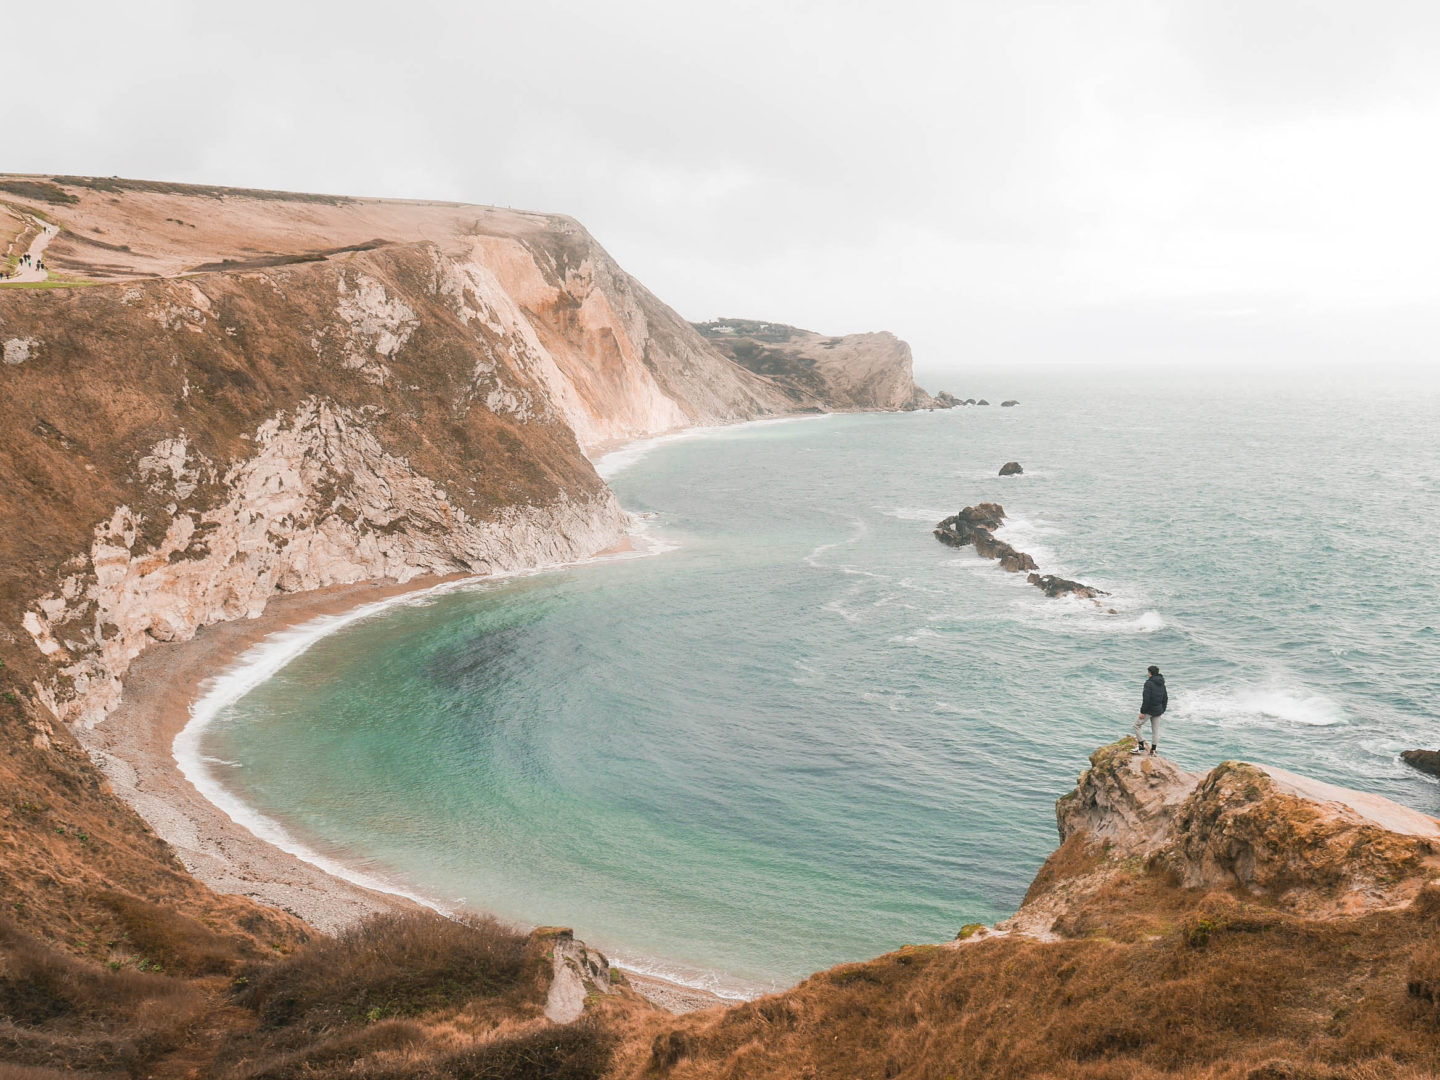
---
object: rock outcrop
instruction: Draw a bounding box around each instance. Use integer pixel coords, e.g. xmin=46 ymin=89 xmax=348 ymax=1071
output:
xmin=1402 ymin=749 xmax=1440 ymax=778
xmin=935 ymin=503 xmax=1104 ymax=600
xmin=539 ymin=927 xmax=616 ymax=1023
xmin=1020 ymin=740 xmax=1440 ymax=933
xmin=1026 ymin=572 xmax=1105 ymax=600
xmin=999 ymin=460 xmax=1023 ymax=476
xmin=692 ymin=317 xmax=926 ymax=411
xmin=1001 ymin=399 xmax=1019 ymax=407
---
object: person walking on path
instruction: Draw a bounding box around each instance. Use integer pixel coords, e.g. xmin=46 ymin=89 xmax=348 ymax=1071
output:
xmin=1132 ymin=665 xmax=1168 ymax=755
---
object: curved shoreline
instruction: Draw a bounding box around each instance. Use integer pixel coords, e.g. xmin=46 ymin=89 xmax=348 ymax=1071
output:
xmin=80 ymin=419 xmax=841 ymax=1010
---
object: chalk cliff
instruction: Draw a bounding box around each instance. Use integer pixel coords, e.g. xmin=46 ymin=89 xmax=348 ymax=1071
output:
xmin=693 ymin=317 xmax=930 ymax=411
xmin=0 ymin=175 xmax=932 ymax=997
xmin=0 ymin=177 xmax=814 ymax=744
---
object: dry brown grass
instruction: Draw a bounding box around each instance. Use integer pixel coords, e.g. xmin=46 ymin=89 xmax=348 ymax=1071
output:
xmin=0 ymin=916 xmax=209 ymax=1074
xmin=209 ymin=913 xmax=617 ymax=1080
xmin=233 ymin=912 xmax=537 ymax=1030
xmin=607 ymin=877 xmax=1440 ymax=1080
xmin=94 ymin=889 xmax=249 ymax=975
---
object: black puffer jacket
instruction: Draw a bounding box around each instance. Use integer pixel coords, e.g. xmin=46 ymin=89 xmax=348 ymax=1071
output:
xmin=1141 ymin=673 xmax=1168 ymax=716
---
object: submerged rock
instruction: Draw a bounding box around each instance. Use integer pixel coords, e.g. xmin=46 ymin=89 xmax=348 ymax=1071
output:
xmin=999 ymin=461 xmax=1023 ymax=476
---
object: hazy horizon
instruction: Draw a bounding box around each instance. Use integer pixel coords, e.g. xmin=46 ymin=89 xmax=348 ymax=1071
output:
xmin=6 ymin=1 xmax=1439 ymax=378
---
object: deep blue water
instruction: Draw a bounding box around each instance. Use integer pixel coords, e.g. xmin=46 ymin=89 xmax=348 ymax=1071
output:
xmin=200 ymin=366 xmax=1440 ymax=996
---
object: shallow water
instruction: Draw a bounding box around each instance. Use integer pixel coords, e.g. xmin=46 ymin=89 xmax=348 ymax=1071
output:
xmin=199 ymin=366 xmax=1440 ymax=996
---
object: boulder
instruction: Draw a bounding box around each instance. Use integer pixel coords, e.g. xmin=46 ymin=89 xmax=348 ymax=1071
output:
xmin=1000 ymin=399 xmax=1019 ymax=407
xmin=934 ymin=502 xmax=1007 ymax=548
xmin=933 ymin=391 xmax=960 ymax=408
xmin=999 ymin=461 xmax=1023 ymax=476
xmin=976 ymin=399 xmax=990 ymax=406
xmin=1402 ymin=749 xmax=1440 ymax=779
xmin=1027 ymin=572 xmax=1107 ymax=600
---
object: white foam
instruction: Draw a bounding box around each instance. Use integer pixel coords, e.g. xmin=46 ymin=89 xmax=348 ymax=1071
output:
xmin=592 ymin=413 xmax=833 ymax=480
xmin=879 ymin=506 xmax=952 ymax=522
xmin=803 ymin=517 xmax=868 ymax=568
xmin=603 ymin=950 xmax=774 ymax=1002
xmin=1178 ymin=685 xmax=1349 ymax=729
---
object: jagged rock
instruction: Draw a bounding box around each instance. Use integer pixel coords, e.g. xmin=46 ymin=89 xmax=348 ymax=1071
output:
xmin=976 ymin=533 xmax=1038 ymax=572
xmin=538 ymin=927 xmax=614 ymax=1023
xmin=1045 ymin=741 xmax=1440 ymax=922
xmin=934 ymin=502 xmax=1006 ymax=548
xmin=1001 ymin=399 xmax=1019 ymax=407
xmin=936 ymin=504 xmax=1102 ymax=593
xmin=933 ymin=391 xmax=960 ymax=408
xmin=1057 ymin=741 xmax=1202 ymax=854
xmin=999 ymin=461 xmax=1023 ymax=476
xmin=1027 ymin=572 xmax=1107 ymax=600
xmin=1158 ymin=761 xmax=1440 ymax=915
xmin=1402 ymin=749 xmax=1440 ymax=778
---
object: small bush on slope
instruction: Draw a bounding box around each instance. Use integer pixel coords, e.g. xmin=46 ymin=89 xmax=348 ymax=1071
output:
xmin=233 ymin=912 xmax=535 ymax=1030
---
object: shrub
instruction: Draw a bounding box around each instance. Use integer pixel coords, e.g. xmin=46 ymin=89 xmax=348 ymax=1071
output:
xmin=0 ymin=917 xmax=206 ymax=1072
xmin=234 ymin=912 xmax=531 ymax=1029
xmin=436 ymin=1015 xmax=615 ymax=1080
xmin=96 ymin=889 xmax=246 ymax=975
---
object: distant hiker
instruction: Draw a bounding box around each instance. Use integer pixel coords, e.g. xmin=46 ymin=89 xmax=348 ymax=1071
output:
xmin=1132 ymin=665 xmax=1167 ymax=755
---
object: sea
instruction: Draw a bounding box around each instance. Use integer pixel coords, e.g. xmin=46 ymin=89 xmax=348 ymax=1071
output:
xmin=189 ymin=365 xmax=1440 ymax=999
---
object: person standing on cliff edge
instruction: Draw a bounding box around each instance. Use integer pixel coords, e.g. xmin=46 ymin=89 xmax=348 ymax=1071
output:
xmin=1132 ymin=665 xmax=1167 ymax=755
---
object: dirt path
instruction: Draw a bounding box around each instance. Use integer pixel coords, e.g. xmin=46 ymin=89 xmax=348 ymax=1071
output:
xmin=8 ymin=216 xmax=58 ymax=281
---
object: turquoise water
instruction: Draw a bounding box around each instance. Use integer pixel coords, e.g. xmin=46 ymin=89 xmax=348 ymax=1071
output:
xmin=201 ymin=367 xmax=1440 ymax=995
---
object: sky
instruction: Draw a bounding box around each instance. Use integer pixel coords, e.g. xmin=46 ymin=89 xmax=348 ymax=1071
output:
xmin=6 ymin=0 xmax=1440 ymax=382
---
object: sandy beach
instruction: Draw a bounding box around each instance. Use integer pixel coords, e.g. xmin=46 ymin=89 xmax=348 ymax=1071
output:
xmin=79 ymin=567 xmax=726 ymax=1013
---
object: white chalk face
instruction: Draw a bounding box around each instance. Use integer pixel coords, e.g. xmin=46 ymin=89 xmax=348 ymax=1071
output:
xmin=9 ymin=1 xmax=1440 ymax=374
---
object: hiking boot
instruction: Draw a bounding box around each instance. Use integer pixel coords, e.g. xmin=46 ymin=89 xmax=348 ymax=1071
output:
xmin=1130 ymin=741 xmax=1147 ymax=755
xmin=1148 ymin=745 xmax=1158 ymax=756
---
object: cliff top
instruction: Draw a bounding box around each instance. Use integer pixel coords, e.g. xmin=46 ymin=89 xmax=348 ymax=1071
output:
xmin=0 ymin=173 xmax=579 ymax=283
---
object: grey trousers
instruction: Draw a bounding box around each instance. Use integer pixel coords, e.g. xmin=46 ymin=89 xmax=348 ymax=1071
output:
xmin=1134 ymin=713 xmax=1162 ymax=748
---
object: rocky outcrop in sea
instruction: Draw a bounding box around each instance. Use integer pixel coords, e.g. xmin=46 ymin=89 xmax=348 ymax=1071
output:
xmin=934 ymin=502 xmax=1105 ymax=601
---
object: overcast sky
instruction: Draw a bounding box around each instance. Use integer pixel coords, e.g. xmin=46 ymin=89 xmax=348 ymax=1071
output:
xmin=6 ymin=1 xmax=1439 ymax=381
